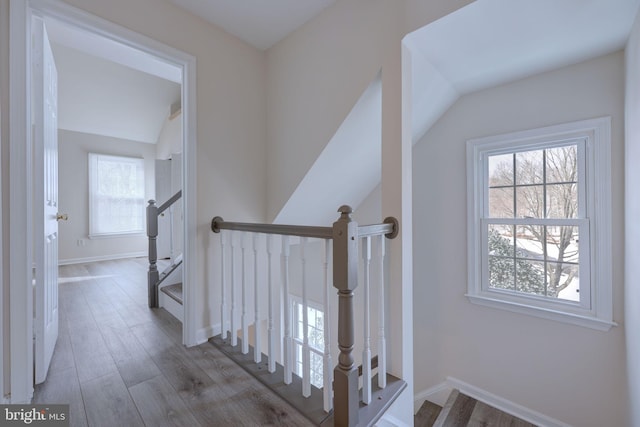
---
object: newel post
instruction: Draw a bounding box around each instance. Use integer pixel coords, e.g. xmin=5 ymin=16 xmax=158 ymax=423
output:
xmin=147 ymin=199 xmax=159 ymax=308
xmin=332 ymin=205 xmax=359 ymax=426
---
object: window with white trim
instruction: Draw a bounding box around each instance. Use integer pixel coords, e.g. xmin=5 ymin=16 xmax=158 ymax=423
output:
xmin=89 ymin=153 xmax=145 ymax=238
xmin=466 ymin=117 xmax=614 ymax=330
xmin=291 ymin=296 xmax=325 ymax=388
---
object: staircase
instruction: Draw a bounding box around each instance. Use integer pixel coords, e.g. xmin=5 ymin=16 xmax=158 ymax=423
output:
xmin=415 ymin=389 xmax=537 ymax=427
xmin=157 ymin=255 xmax=183 ymax=321
xmin=147 ymin=191 xmax=183 ymax=322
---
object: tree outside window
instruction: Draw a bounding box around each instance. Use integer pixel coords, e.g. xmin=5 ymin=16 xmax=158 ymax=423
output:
xmin=487 ymin=146 xmax=580 ymax=301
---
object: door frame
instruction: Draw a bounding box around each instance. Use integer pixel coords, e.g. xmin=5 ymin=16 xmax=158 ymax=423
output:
xmin=8 ymin=0 xmax=198 ymax=403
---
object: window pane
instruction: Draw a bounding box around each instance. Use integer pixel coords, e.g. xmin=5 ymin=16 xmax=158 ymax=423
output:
xmin=89 ymin=154 xmax=145 ymax=235
xmin=515 ymin=260 xmax=546 ymax=296
xmin=545 ymin=225 xmax=579 ymax=301
xmin=515 ymin=225 xmax=543 ymax=261
xmin=515 ymin=149 xmax=543 ymax=185
xmin=546 ymin=145 xmax=577 ymax=184
xmin=547 ymin=183 xmax=578 ymax=218
xmin=545 ymin=226 xmax=579 ymax=263
xmin=489 ymin=256 xmax=515 ymax=291
xmin=489 ymin=187 xmax=514 ymax=218
xmin=488 ymin=224 xmax=513 ymax=257
xmin=516 ymin=185 xmax=544 ymax=219
xmin=488 ymin=153 xmax=513 ymax=186
xmin=554 ymin=263 xmax=581 ymax=302
xmin=310 ymin=352 xmax=324 ymax=388
xmin=309 ymin=326 xmax=323 ymax=349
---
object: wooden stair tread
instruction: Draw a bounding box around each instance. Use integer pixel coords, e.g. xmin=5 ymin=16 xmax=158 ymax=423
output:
xmin=415 ymin=400 xmax=442 ymax=427
xmin=160 ymin=283 xmax=183 ymax=305
xmin=431 ymin=389 xmax=537 ymax=427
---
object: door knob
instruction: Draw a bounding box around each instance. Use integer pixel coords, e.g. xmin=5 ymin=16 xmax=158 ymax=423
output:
xmin=56 ymin=213 xmax=68 ymax=221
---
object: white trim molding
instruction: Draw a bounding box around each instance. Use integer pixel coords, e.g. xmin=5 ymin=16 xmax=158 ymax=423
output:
xmin=9 ymin=0 xmax=35 ymax=404
xmin=58 ymin=252 xmax=147 ymax=266
xmin=466 ymin=117 xmax=614 ymax=331
xmin=414 ymin=377 xmax=571 ymax=427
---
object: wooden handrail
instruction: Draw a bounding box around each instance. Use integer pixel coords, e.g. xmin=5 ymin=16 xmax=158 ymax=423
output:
xmin=211 ymin=214 xmax=398 ymax=240
xmin=158 ymin=190 xmax=182 ymax=214
xmin=212 ymin=216 xmax=333 ymax=239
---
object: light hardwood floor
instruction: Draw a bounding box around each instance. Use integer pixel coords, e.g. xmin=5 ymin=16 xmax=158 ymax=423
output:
xmin=34 ymin=258 xmax=313 ymax=427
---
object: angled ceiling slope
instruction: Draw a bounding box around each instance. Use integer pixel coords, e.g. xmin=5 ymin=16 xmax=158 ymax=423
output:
xmin=274 ymin=74 xmax=382 ymax=226
xmin=405 ymin=0 xmax=640 ymax=143
xmin=45 ymin=18 xmax=182 ymax=144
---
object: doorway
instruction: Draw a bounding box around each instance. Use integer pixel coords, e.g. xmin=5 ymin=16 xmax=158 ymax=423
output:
xmin=8 ymin=0 xmax=197 ymax=403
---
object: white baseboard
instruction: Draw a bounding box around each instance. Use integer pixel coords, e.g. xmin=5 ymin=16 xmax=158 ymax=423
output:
xmin=375 ymin=413 xmax=410 ymax=427
xmin=414 ymin=377 xmax=570 ymax=427
xmin=413 ymin=381 xmax=452 ymax=413
xmin=59 ymin=251 xmax=146 ymax=265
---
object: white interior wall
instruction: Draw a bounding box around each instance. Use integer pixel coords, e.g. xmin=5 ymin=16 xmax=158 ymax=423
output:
xmin=625 ymin=9 xmax=640 ymax=427
xmin=265 ymin=0 xmax=395 ymax=222
xmin=156 ymin=111 xmax=182 ymax=160
xmin=57 ymin=129 xmax=155 ymax=263
xmin=413 ymin=51 xmax=626 ymax=427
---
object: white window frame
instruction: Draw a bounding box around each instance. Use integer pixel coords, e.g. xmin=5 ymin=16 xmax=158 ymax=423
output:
xmin=88 ymin=153 xmax=146 ymax=238
xmin=466 ymin=117 xmax=615 ymax=331
xmin=290 ymin=295 xmax=325 ymax=388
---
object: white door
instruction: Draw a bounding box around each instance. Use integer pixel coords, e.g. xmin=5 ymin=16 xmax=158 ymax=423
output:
xmin=33 ymin=16 xmax=60 ymax=385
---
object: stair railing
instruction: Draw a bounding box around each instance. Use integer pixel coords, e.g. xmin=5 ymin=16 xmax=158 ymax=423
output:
xmin=211 ymin=205 xmax=401 ymax=426
xmin=147 ymin=190 xmax=182 ymax=308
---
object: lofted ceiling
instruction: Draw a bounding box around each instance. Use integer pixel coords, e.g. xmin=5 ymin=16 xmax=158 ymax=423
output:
xmin=169 ymin=0 xmax=337 ymax=50
xmin=405 ymin=0 xmax=640 ymax=143
xmin=45 ymin=18 xmax=181 ymax=144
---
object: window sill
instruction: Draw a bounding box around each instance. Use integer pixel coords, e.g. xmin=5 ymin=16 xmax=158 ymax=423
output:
xmin=466 ymin=293 xmax=616 ymax=332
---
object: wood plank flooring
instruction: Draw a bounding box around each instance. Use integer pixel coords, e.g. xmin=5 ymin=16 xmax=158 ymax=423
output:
xmin=34 ymin=258 xmax=313 ymax=427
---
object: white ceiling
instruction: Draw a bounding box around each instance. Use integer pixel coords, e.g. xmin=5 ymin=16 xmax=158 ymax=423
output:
xmin=169 ymin=0 xmax=337 ymax=50
xmin=405 ymin=0 xmax=640 ymax=142
xmin=45 ymin=18 xmax=181 ymax=144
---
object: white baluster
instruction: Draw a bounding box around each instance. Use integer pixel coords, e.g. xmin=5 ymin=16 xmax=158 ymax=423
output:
xmin=377 ymin=236 xmax=386 ymax=388
xmin=322 ymin=239 xmax=333 ymax=412
xmin=253 ymin=233 xmax=261 ymax=363
xmin=301 ymin=237 xmax=311 ymax=398
xmin=362 ymin=236 xmax=372 ymax=404
xmin=220 ymin=232 xmax=227 ymax=340
xmin=282 ymin=235 xmax=293 ymax=384
xmin=230 ymin=232 xmax=238 ymax=347
xmin=241 ymin=232 xmax=249 ymax=354
xmin=267 ymin=235 xmax=276 ymax=373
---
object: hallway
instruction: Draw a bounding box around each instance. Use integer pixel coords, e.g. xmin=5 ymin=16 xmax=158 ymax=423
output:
xmin=34 ymin=258 xmax=312 ymax=427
